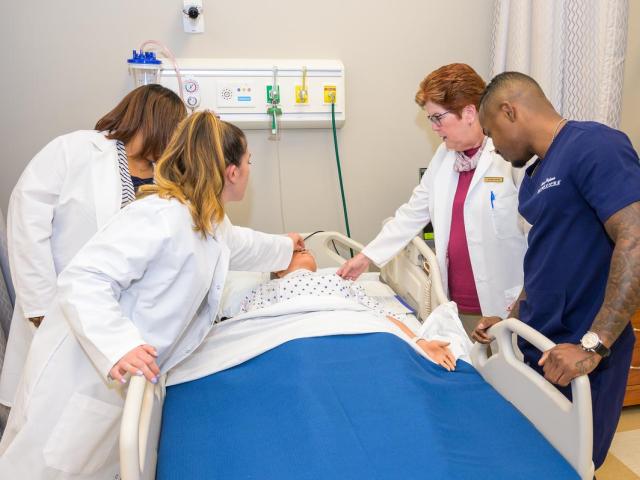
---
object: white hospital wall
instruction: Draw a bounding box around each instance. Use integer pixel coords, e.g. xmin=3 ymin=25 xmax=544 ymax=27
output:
xmin=620 ymin=0 xmax=640 ymax=151
xmin=0 ymin=0 xmax=492 ymax=243
xmin=0 ymin=1 xmax=638 ymax=244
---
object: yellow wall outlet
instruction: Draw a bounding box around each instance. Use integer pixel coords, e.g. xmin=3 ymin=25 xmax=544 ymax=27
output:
xmin=323 ymin=85 xmax=337 ymax=104
xmin=295 ymin=85 xmax=309 ymax=104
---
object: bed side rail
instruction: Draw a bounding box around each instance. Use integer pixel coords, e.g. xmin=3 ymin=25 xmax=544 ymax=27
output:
xmin=120 ymin=375 xmax=165 ymax=480
xmin=303 ymin=231 xmax=366 ymax=269
xmin=379 ymin=236 xmax=447 ymax=321
xmin=471 ymin=319 xmax=594 ymax=480
xmin=303 ymin=231 xmax=447 ymax=322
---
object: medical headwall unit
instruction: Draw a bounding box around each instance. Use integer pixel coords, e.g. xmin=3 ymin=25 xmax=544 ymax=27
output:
xmin=160 ymin=59 xmax=345 ymax=129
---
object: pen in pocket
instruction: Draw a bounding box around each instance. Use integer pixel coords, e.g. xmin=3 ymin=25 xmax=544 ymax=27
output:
xmin=490 ymin=191 xmax=495 ymax=209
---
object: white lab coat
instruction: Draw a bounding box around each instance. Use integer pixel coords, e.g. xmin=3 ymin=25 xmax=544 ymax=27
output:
xmin=0 ymin=130 xmax=124 ymax=407
xmin=0 ymin=195 xmax=293 ymax=479
xmin=362 ymin=139 xmax=526 ymax=318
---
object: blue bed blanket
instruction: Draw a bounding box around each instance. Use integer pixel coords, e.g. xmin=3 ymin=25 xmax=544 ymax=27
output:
xmin=158 ymin=333 xmax=578 ymax=479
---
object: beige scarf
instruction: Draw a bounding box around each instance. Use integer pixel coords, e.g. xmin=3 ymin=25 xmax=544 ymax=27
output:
xmin=453 ymin=137 xmax=487 ymax=172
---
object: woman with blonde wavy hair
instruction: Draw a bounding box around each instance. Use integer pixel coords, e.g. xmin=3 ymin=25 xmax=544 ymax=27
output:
xmin=0 ymin=111 xmax=304 ymax=480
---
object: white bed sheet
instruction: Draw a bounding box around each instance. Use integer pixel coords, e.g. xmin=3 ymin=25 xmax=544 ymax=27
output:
xmin=167 ymin=294 xmax=472 ymax=387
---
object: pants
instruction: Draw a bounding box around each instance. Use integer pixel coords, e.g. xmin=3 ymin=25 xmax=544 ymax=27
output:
xmin=459 ymin=312 xmax=482 ymax=339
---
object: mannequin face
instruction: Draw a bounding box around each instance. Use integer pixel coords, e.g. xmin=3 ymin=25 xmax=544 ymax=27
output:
xmin=275 ymin=250 xmax=318 ymax=278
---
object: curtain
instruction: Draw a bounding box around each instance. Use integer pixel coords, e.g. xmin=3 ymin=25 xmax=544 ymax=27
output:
xmin=490 ymin=0 xmax=629 ymax=128
xmin=0 ymin=208 xmax=13 ymax=435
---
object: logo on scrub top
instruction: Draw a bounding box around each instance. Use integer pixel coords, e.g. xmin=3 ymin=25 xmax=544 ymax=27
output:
xmin=537 ymin=176 xmax=562 ymax=194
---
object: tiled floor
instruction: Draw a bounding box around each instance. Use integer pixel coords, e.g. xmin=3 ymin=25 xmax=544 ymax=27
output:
xmin=597 ymin=405 xmax=640 ymax=479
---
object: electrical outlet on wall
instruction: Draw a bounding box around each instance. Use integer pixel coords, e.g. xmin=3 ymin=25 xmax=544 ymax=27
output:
xmin=182 ymin=0 xmax=204 ymax=33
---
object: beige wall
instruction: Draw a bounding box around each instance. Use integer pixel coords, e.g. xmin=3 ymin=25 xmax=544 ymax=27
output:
xmin=620 ymin=0 xmax=640 ymax=150
xmin=1 ymin=1 xmax=638 ymax=244
xmin=0 ymin=0 xmax=493 ymax=242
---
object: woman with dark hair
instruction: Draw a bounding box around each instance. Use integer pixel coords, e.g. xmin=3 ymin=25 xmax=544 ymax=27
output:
xmin=0 ymin=112 xmax=302 ymax=478
xmin=338 ymin=64 xmax=527 ymax=337
xmin=0 ymin=84 xmax=187 ymax=407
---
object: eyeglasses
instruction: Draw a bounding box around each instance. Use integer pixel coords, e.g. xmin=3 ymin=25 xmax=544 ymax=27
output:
xmin=426 ymin=111 xmax=451 ymax=126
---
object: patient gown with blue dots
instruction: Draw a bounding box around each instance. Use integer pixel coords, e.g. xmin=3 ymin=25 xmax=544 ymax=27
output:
xmin=157 ymin=333 xmax=579 ymax=479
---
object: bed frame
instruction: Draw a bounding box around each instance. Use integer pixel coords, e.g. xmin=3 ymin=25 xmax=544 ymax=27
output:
xmin=120 ymin=232 xmax=594 ymax=480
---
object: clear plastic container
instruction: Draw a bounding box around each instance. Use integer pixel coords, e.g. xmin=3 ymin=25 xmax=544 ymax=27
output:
xmin=127 ymin=50 xmax=162 ymax=87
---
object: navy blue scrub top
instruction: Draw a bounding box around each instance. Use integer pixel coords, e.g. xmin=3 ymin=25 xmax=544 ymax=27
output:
xmin=518 ymin=121 xmax=640 ymax=363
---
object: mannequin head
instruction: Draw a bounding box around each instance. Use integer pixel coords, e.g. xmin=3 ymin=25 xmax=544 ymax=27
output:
xmin=275 ymin=250 xmax=318 ymax=278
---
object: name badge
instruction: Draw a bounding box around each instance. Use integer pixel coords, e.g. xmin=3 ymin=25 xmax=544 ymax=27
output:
xmin=484 ymin=176 xmax=504 ymax=183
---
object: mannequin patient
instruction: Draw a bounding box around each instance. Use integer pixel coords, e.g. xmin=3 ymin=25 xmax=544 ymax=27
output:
xmin=240 ymin=250 xmax=456 ymax=371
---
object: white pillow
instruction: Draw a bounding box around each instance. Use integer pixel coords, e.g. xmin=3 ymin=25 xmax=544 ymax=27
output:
xmin=219 ymin=271 xmax=269 ymax=318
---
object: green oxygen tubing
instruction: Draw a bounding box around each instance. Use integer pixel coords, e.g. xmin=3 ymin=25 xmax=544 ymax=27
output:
xmin=331 ymin=101 xmax=351 ymax=239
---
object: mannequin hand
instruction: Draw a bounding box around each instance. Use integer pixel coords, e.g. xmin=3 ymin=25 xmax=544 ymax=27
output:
xmin=287 ymin=233 xmax=305 ymax=251
xmin=538 ymin=343 xmax=602 ymax=387
xmin=337 ymin=253 xmax=371 ymax=280
xmin=471 ymin=316 xmax=502 ymax=344
xmin=109 ymin=344 xmax=160 ymax=384
xmin=417 ymin=339 xmax=456 ymax=371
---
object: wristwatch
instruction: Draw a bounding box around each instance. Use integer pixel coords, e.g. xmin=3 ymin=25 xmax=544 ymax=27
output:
xmin=580 ymin=331 xmax=610 ymax=358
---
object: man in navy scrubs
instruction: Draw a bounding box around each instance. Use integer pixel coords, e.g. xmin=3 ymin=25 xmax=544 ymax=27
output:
xmin=473 ymin=71 xmax=640 ymax=469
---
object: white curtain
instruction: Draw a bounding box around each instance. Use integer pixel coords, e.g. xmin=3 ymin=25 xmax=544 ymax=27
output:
xmin=0 ymin=209 xmax=13 ymax=436
xmin=0 ymin=208 xmax=12 ymax=363
xmin=490 ymin=0 xmax=629 ymax=128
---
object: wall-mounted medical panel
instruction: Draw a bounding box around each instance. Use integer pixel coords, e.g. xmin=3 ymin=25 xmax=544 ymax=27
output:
xmin=161 ymin=59 xmax=345 ymax=129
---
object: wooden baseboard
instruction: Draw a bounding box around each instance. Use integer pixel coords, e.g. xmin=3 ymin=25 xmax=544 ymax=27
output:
xmin=624 ymin=384 xmax=640 ymax=407
xmin=623 ymin=310 xmax=640 ymax=406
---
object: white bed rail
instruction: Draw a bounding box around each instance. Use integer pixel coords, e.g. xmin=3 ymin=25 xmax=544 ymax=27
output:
xmin=304 ymin=231 xmax=366 ymax=269
xmin=305 ymin=231 xmax=446 ymax=321
xmin=120 ymin=376 xmax=164 ymax=480
xmin=379 ymin=236 xmax=447 ymax=320
xmin=471 ymin=319 xmax=594 ymax=480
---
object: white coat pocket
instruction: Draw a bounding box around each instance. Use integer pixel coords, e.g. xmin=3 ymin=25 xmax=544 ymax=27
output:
xmin=43 ymin=392 xmax=121 ymax=474
xmin=489 ymin=192 xmax=520 ymax=239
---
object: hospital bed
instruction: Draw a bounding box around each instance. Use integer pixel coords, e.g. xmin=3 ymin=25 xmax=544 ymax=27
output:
xmin=120 ymin=232 xmax=594 ymax=480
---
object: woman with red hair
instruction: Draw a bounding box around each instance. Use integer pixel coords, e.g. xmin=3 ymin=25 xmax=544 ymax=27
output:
xmin=338 ymin=63 xmax=527 ymax=336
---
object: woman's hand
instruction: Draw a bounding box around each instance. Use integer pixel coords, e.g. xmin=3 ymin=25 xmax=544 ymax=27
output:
xmin=287 ymin=233 xmax=305 ymax=252
xmin=109 ymin=344 xmax=160 ymax=384
xmin=337 ymin=253 xmax=371 ymax=280
xmin=471 ymin=316 xmax=502 ymax=344
xmin=417 ymin=339 xmax=456 ymax=371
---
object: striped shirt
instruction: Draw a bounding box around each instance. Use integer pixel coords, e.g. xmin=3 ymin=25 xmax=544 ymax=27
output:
xmin=116 ymin=140 xmax=136 ymax=207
